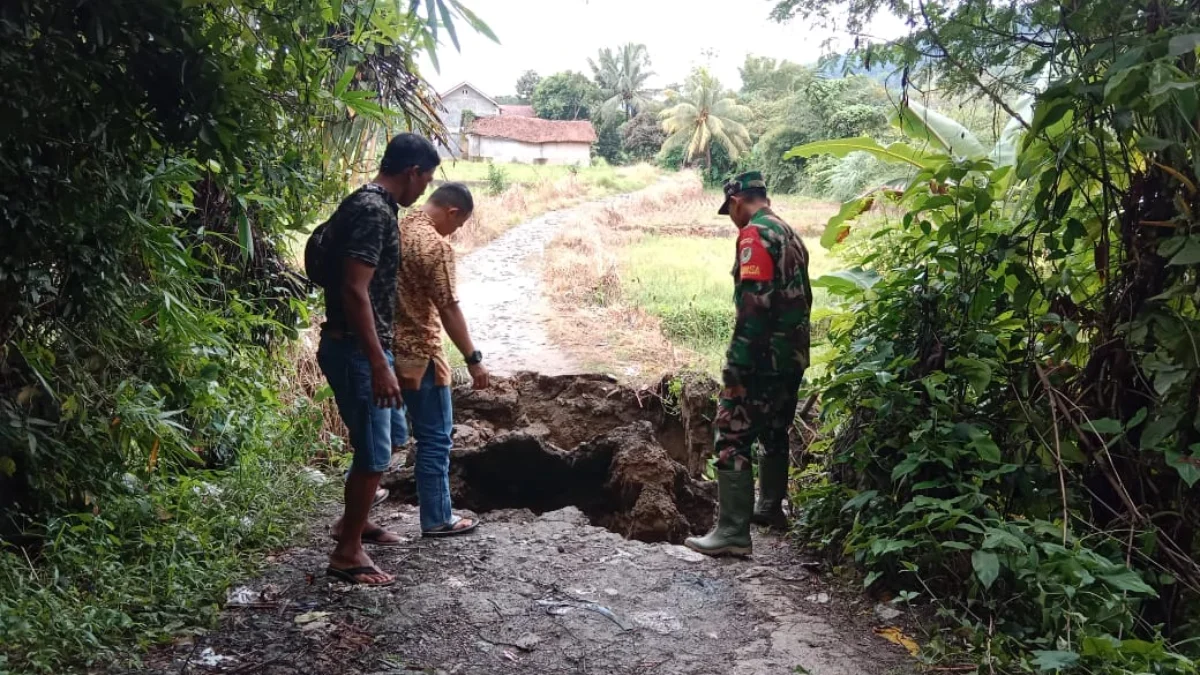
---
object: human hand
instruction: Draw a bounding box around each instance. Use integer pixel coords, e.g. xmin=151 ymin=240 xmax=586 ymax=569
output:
xmin=372 ymin=361 xmax=402 ymax=408
xmin=468 ymin=362 xmax=490 ymax=390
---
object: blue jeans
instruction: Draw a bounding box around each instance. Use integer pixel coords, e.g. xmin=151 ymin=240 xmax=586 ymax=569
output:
xmin=317 ymin=336 xmax=396 ymax=474
xmin=402 ymin=361 xmax=454 ymax=531
xmin=343 ymin=411 xmax=408 ymax=483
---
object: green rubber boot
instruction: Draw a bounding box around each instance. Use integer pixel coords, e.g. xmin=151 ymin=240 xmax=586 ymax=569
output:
xmin=751 ymin=454 xmax=790 ymax=529
xmin=685 ymin=469 xmax=754 ymax=557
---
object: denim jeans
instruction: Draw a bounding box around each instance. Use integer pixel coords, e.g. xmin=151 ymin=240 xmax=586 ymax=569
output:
xmin=316 ymin=335 xmax=395 ymax=474
xmin=343 ymin=410 xmax=408 ymax=483
xmin=401 ymin=360 xmax=454 ymax=531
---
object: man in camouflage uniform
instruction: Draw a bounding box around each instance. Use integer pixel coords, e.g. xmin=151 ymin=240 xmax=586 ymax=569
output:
xmin=685 ymin=171 xmax=812 ymax=557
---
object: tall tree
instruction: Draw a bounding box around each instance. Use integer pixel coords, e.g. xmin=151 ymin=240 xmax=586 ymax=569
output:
xmin=589 ymin=43 xmax=655 ymax=122
xmin=515 ymin=69 xmax=540 ymax=103
xmin=621 ymin=111 xmax=667 ymax=161
xmin=658 ymin=67 xmax=751 ymax=169
xmin=738 ymin=55 xmax=813 ymax=100
xmin=532 ymin=71 xmax=601 ymax=120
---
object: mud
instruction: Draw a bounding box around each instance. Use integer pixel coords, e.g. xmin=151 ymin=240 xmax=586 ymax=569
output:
xmin=118 ymin=505 xmax=915 ymax=675
xmin=383 ymin=372 xmax=719 ymax=544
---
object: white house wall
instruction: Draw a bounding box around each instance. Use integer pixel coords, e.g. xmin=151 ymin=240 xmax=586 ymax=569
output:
xmin=470 ymin=137 xmax=591 ymax=166
xmin=539 ymin=142 xmax=591 ymax=165
xmin=438 ymin=87 xmax=499 ymax=158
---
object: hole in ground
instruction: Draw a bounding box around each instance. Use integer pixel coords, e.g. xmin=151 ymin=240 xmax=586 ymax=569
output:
xmin=451 ymin=435 xmax=618 ymax=523
xmin=384 ymin=425 xmax=716 ymax=544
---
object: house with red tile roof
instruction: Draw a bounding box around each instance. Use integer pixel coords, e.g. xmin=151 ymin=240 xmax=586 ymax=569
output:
xmin=434 ymin=82 xmax=595 ymax=165
xmin=465 ymin=115 xmax=597 ymax=166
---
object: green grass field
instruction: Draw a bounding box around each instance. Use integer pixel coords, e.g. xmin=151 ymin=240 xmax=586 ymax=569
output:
xmin=436 ymin=157 xmax=657 ymax=189
xmin=620 ymin=235 xmax=836 ymax=374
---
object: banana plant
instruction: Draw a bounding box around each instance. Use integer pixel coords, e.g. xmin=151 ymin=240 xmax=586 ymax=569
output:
xmin=786 ymin=95 xmax=1037 ymax=248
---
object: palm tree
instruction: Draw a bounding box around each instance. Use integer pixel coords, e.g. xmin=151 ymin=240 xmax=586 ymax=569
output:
xmin=659 ymin=68 xmax=752 ymax=169
xmin=589 ymin=43 xmax=655 ymax=122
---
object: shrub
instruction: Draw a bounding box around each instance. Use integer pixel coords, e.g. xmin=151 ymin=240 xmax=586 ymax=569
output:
xmin=486 ymin=162 xmax=510 ymax=195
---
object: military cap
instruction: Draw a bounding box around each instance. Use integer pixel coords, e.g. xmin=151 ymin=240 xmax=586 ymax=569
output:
xmin=718 ymin=171 xmax=767 ymax=215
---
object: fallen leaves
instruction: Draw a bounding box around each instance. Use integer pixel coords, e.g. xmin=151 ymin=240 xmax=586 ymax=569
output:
xmin=874 ymin=626 xmax=919 ymax=657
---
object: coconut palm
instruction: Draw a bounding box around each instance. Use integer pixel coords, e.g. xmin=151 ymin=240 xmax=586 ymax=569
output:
xmin=589 ymin=43 xmax=656 ymax=122
xmin=659 ymin=68 xmax=752 ymax=169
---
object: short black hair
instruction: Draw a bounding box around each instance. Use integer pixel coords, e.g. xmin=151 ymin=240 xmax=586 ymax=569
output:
xmin=740 ymin=187 xmax=768 ymax=202
xmin=428 ymin=182 xmax=474 ymax=213
xmin=380 ymin=133 xmax=440 ymax=175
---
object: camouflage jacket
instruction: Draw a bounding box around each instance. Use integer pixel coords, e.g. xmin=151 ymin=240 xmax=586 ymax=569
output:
xmin=724 ymin=207 xmax=812 ymax=386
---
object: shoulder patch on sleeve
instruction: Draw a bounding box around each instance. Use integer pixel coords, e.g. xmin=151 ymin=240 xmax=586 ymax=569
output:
xmin=737 ymin=227 xmax=774 ymax=282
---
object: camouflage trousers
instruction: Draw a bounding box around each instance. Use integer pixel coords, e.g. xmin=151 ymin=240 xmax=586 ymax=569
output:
xmin=714 ymin=372 xmax=803 ymax=471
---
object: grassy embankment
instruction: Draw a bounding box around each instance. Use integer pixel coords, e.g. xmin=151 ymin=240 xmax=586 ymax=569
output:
xmin=439 ymin=160 xmax=659 ymax=252
xmin=284 ymin=161 xmax=661 ymax=263
xmin=543 ymin=172 xmax=842 ymax=380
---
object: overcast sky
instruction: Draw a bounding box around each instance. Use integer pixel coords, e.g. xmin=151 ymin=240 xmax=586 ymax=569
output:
xmin=420 ymin=0 xmax=910 ymax=97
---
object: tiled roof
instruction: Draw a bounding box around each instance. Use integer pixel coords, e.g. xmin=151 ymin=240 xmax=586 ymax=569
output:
xmin=467 ymin=116 xmax=597 ymax=144
xmin=499 ymin=105 xmax=536 ymax=117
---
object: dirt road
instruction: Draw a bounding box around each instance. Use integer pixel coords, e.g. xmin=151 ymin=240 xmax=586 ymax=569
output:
xmin=115 ymin=189 xmax=915 ymax=675
xmin=456 ymin=186 xmax=660 ymax=376
xmin=124 ymin=504 xmax=912 ymax=675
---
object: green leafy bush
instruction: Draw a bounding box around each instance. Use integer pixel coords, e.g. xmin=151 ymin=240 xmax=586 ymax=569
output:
xmin=486 ymin=162 xmax=511 ymax=195
xmin=788 ymin=2 xmax=1200 ymax=670
xmin=0 ymin=0 xmax=488 ymax=669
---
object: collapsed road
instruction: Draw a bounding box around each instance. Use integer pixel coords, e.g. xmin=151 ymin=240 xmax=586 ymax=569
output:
xmin=118 ymin=373 xmax=916 ymax=675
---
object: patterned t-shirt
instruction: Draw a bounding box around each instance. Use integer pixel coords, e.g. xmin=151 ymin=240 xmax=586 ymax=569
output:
xmin=321 ymin=184 xmax=400 ymax=344
xmin=393 ymin=210 xmax=458 ymax=387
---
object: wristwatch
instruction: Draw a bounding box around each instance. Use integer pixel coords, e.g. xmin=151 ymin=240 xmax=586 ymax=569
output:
xmin=465 ymin=350 xmax=483 ymax=366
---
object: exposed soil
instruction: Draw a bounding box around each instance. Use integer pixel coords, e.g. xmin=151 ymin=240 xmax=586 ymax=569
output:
xmin=383 ymin=372 xmax=719 ymax=544
xmin=112 ymin=190 xmax=917 ymax=675
xmin=116 ymin=503 xmax=914 ymax=675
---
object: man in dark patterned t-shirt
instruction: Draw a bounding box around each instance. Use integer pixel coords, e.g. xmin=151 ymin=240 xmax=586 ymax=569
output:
xmin=320 ymin=133 xmax=438 ymax=586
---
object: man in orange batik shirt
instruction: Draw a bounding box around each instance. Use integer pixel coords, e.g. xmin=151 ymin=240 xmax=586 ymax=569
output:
xmin=393 ymin=182 xmax=489 ymax=536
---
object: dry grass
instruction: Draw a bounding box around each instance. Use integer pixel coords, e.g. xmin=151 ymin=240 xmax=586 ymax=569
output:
xmin=285 ymin=322 xmax=349 ymax=453
xmin=607 ymin=179 xmax=841 ymax=239
xmin=542 ymin=171 xmax=841 ymax=382
xmin=449 ymin=163 xmax=660 ymax=253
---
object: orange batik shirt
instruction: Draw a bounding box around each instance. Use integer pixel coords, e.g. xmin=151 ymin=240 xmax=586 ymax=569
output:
xmin=392 ymin=210 xmax=456 ymax=388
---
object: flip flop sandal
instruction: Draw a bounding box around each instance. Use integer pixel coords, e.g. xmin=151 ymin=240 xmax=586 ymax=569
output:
xmin=422 ymin=515 xmax=480 ymax=538
xmin=329 ymin=527 xmax=406 ymax=547
xmin=372 ymin=488 xmax=389 ymax=508
xmin=325 ymin=566 xmax=395 ymax=586
xmin=361 ymin=527 xmax=406 ymax=547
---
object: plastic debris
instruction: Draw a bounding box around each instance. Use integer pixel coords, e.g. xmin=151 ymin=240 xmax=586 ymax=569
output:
xmin=536 ymin=599 xmax=631 ymax=630
xmin=294 ymin=611 xmax=331 ymax=625
xmin=196 ymin=648 xmax=234 ymax=667
xmin=805 ymin=592 xmax=831 ymax=604
xmin=226 ymin=586 xmax=263 ymax=606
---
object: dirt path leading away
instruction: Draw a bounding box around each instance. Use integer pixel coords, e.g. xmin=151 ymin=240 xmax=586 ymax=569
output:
xmin=124 ymin=504 xmax=913 ymax=675
xmin=456 ymin=186 xmax=661 ymax=376
xmin=114 ymin=189 xmax=917 ymax=675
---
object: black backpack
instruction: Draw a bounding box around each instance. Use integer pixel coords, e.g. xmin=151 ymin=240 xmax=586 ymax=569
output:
xmin=303 ymin=184 xmax=394 ymax=288
xmin=303 ymin=217 xmax=335 ymax=289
